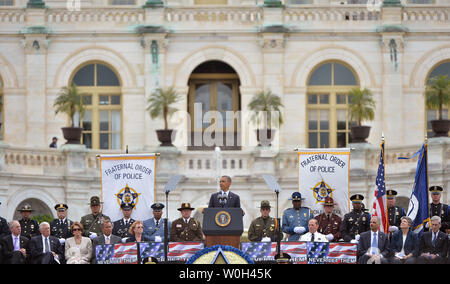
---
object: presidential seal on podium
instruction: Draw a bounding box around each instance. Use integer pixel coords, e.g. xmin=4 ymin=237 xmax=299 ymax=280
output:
xmin=215 ymin=211 xmax=231 ymax=227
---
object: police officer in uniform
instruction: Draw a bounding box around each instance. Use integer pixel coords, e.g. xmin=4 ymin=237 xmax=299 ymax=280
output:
xmin=340 ymin=194 xmax=371 ymax=242
xmin=50 ymin=203 xmax=73 ymax=241
xmin=248 ymin=201 xmax=283 ymax=242
xmin=18 ymin=204 xmax=39 ymax=240
xmin=80 ymin=196 xmax=110 ymax=239
xmin=314 ymin=197 xmax=342 ymax=242
xmin=143 ymin=203 xmax=170 ymax=242
xmin=429 ymin=186 xmax=450 ymax=233
xmin=386 ymin=190 xmax=405 ymax=236
xmin=112 ymin=203 xmax=135 ymax=239
xmin=0 ymin=202 xmax=10 ymax=238
xmin=170 ymin=203 xmax=203 ymax=242
xmin=282 ymin=192 xmax=314 ymax=241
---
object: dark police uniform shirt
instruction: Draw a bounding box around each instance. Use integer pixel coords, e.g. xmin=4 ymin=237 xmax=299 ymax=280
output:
xmin=248 ymin=216 xmax=283 ymax=242
xmin=170 ymin=218 xmax=203 ymax=242
xmin=315 ymin=213 xmax=342 ymax=241
xmin=50 ymin=218 xmax=74 ymax=239
xmin=340 ymin=210 xmax=371 ymax=242
xmin=388 ymin=206 xmax=405 ymax=228
xmin=19 ymin=219 xmax=40 ymax=239
xmin=0 ymin=217 xmax=10 ymax=238
xmin=80 ymin=213 xmax=110 ymax=237
xmin=112 ymin=218 xmax=135 ymax=238
xmin=430 ymin=203 xmax=450 ymax=232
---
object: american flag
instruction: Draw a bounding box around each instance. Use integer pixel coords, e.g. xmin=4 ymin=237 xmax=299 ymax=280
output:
xmin=372 ymin=141 xmax=389 ymax=233
xmin=140 ymin=242 xmax=164 ymax=261
xmin=96 ymin=244 xmax=115 ymax=263
xmin=167 ymin=242 xmax=204 ymax=261
xmin=241 ymin=242 xmax=356 ymax=264
xmin=95 ymin=243 xmax=138 ymax=264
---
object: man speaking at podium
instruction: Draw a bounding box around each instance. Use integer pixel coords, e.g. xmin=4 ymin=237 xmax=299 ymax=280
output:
xmin=208 ymin=176 xmax=241 ymax=208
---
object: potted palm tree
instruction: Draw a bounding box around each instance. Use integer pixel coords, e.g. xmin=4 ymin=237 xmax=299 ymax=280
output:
xmin=348 ymin=87 xmax=376 ymax=143
xmin=54 ymin=83 xmax=85 ymax=144
xmin=425 ymin=75 xmax=450 ymax=137
xmin=248 ymin=89 xmax=283 ymax=146
xmin=147 ymin=87 xmax=181 ymax=147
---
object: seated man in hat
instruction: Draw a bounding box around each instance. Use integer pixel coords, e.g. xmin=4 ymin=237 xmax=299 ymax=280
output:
xmin=386 ymin=190 xmax=405 ymax=236
xmin=80 ymin=196 xmax=110 ymax=239
xmin=143 ymin=203 xmax=170 ymax=242
xmin=170 ymin=203 xmax=203 ymax=242
xmin=50 ymin=203 xmax=74 ymax=244
xmin=340 ymin=194 xmax=371 ymax=243
xmin=18 ymin=204 xmax=40 ymax=240
xmin=248 ymin=201 xmax=283 ymax=242
xmin=112 ymin=203 xmax=135 ymax=239
xmin=314 ymin=197 xmax=342 ymax=242
xmin=282 ymin=192 xmax=314 ymax=241
xmin=428 ymin=186 xmax=450 ymax=233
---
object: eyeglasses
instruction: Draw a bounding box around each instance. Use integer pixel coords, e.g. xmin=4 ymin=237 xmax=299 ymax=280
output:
xmin=136 ymin=226 xmax=144 ymax=229
xmin=72 ymin=228 xmax=82 ymax=232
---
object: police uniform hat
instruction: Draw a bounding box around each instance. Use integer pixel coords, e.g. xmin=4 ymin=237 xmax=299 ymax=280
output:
xmin=258 ymin=200 xmax=271 ymax=209
xmin=151 ymin=203 xmax=165 ymax=211
xmin=121 ymin=203 xmax=133 ymax=210
xmin=323 ymin=197 xmax=335 ymax=206
xmin=18 ymin=204 xmax=34 ymax=212
xmin=289 ymin=192 xmax=305 ymax=201
xmin=274 ymin=252 xmax=291 ymax=263
xmin=350 ymin=194 xmax=364 ymax=204
xmin=54 ymin=203 xmax=68 ymax=211
xmin=89 ymin=196 xmax=101 ymax=206
xmin=429 ymin=185 xmax=443 ymax=194
xmin=386 ymin=190 xmax=398 ymax=199
xmin=177 ymin=203 xmax=195 ymax=211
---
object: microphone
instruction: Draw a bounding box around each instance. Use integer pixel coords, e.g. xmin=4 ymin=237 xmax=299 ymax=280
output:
xmin=218 ymin=192 xmax=228 ymax=207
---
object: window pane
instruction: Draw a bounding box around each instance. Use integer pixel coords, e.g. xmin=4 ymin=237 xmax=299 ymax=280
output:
xmin=217 ymin=83 xmax=233 ymax=128
xmin=308 ymin=94 xmax=318 ymax=104
xmin=72 ymin=64 xmax=94 ymax=86
xmin=100 ymin=133 xmax=109 ymax=149
xmin=111 ymin=111 xmax=121 ymax=132
xmin=287 ymin=0 xmax=313 ymax=3
xmin=337 ymin=132 xmax=347 ymax=148
xmin=308 ymin=110 xmax=318 ymax=130
xmin=309 ymin=63 xmax=332 ymax=86
xmin=334 ymin=63 xmax=357 ymax=85
xmin=110 ymin=0 xmax=135 ymax=4
xmin=97 ymin=64 xmax=120 ymax=86
xmin=319 ymin=94 xmax=329 ymax=104
xmin=111 ymin=95 xmax=120 ymax=105
xmin=309 ymin=132 xmax=318 ymax=148
xmin=320 ymin=110 xmax=329 ymax=130
xmin=320 ymin=132 xmax=330 ymax=148
xmin=337 ymin=110 xmax=347 ymax=130
xmin=112 ymin=133 xmax=121 ymax=149
xmin=82 ymin=110 xmax=92 ymax=131
xmin=100 ymin=95 xmax=109 ymax=105
xmin=194 ymin=84 xmax=211 ymax=129
xmin=337 ymin=94 xmax=347 ymax=104
xmin=83 ymin=95 xmax=92 ymax=105
xmin=83 ymin=133 xmax=92 ymax=149
xmin=0 ymin=0 xmax=14 ymax=5
xmin=408 ymin=0 xmax=435 ymax=3
xmin=100 ymin=111 xmax=109 ymax=131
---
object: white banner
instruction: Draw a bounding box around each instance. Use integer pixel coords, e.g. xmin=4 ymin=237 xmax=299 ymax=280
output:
xmin=298 ymin=148 xmax=350 ymax=217
xmin=100 ymin=154 xmax=157 ymax=222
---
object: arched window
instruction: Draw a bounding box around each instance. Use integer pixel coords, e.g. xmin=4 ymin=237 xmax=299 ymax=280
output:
xmin=70 ymin=62 xmax=122 ymax=150
xmin=307 ymin=61 xmax=358 ymax=148
xmin=426 ymin=60 xmax=450 ymax=137
xmin=188 ymin=61 xmax=241 ymax=150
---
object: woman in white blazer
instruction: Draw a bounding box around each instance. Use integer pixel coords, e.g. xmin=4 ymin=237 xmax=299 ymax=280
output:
xmin=65 ymin=222 xmax=92 ymax=264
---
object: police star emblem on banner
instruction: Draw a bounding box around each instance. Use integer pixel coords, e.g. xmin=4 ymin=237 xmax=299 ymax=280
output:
xmin=310 ymin=180 xmax=334 ymax=204
xmin=115 ymin=184 xmax=141 ymax=209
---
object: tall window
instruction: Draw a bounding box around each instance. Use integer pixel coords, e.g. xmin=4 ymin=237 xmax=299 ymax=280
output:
xmin=0 ymin=0 xmax=13 ymax=6
xmin=307 ymin=61 xmax=358 ymax=148
xmin=70 ymin=62 xmax=122 ymax=150
xmin=426 ymin=61 xmax=450 ymax=137
xmin=188 ymin=61 xmax=241 ymax=150
xmin=109 ymin=0 xmax=136 ymax=4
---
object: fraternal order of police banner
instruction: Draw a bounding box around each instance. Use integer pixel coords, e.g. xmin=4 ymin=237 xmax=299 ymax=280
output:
xmin=100 ymin=154 xmax=157 ymax=222
xmin=298 ymin=148 xmax=350 ymax=216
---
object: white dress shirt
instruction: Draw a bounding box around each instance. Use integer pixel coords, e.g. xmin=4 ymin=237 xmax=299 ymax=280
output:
xmin=299 ymin=231 xmax=329 ymax=242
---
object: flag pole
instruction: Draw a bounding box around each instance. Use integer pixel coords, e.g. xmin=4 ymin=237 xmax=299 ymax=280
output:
xmin=425 ymin=135 xmax=430 ymax=229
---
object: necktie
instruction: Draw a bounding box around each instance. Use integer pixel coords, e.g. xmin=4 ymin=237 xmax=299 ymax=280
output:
xmin=310 ymin=233 xmax=315 ymax=242
xmin=371 ymin=232 xmax=378 ymax=255
xmin=106 ymin=236 xmax=110 ymax=244
xmin=432 ymin=233 xmax=437 ymax=247
xmin=156 ymin=220 xmax=159 ymax=227
xmin=13 ymin=237 xmax=19 ymax=251
xmin=185 ymin=219 xmax=188 ymax=224
xmin=44 ymin=237 xmax=50 ymax=253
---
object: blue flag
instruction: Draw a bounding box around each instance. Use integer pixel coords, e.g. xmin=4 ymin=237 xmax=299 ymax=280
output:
xmin=405 ymin=143 xmax=429 ymax=237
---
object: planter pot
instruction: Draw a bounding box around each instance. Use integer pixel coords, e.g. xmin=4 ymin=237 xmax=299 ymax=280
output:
xmin=61 ymin=127 xmax=83 ymax=144
xmin=430 ymin=119 xmax=450 ymax=137
xmin=156 ymin=129 xmax=176 ymax=147
xmin=350 ymin=126 xmax=371 ymax=143
xmin=256 ymin=129 xmax=276 ymax=146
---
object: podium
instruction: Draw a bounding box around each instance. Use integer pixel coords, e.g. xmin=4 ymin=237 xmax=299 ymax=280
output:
xmin=202 ymin=208 xmax=243 ymax=249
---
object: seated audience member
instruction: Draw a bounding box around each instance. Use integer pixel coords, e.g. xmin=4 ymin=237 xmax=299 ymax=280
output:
xmin=357 ymin=216 xmax=390 ymax=264
xmin=29 ymin=222 xmax=63 ymax=264
xmin=65 ymin=222 xmax=92 ymax=264
xmin=125 ymin=221 xmax=150 ymax=243
xmin=92 ymin=220 xmax=121 ymax=263
xmin=1 ymin=220 xmax=29 ymax=264
xmin=417 ymin=216 xmax=448 ymax=264
xmin=389 ymin=216 xmax=419 ymax=264
xmin=299 ymin=219 xmax=329 ymax=242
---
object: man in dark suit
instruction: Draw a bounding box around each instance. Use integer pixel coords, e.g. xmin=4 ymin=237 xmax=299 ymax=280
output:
xmin=418 ymin=216 xmax=448 ymax=264
xmin=388 ymin=216 xmax=419 ymax=264
xmin=208 ymin=176 xmax=241 ymax=208
xmin=1 ymin=220 xmax=29 ymax=264
xmin=29 ymin=222 xmax=63 ymax=264
xmin=0 ymin=202 xmax=10 ymax=239
xmin=357 ymin=216 xmax=390 ymax=264
xmin=92 ymin=220 xmax=121 ymax=264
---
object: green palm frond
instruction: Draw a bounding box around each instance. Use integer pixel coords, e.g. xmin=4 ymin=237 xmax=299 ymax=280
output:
xmin=425 ymin=75 xmax=450 ymax=120
xmin=348 ymin=87 xmax=376 ymax=126
xmin=146 ymin=87 xmax=181 ymax=130
xmin=248 ymin=89 xmax=284 ymax=129
xmin=53 ymin=83 xmax=85 ymax=127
